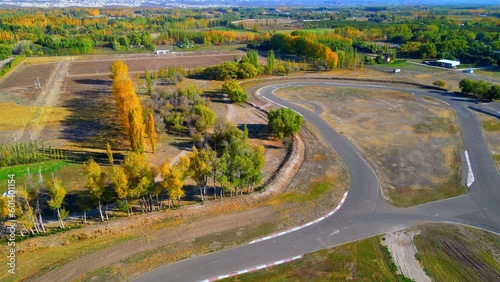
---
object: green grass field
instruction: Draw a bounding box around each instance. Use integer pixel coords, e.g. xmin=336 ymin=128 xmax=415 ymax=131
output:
xmin=223 ymin=235 xmax=400 ymax=282
xmin=0 ymin=160 xmax=66 ymax=181
xmin=483 ymin=119 xmax=500 ymax=132
xmin=0 ymin=160 xmax=86 ymax=193
xmin=414 ymin=224 xmax=500 ymax=282
xmin=474 ymin=68 xmax=500 ymax=80
xmin=223 ymin=224 xmax=500 ymax=282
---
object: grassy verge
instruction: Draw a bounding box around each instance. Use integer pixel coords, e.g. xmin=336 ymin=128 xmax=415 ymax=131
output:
xmin=388 ymin=172 xmax=465 ymax=207
xmin=223 ymin=223 xmax=500 ymax=282
xmin=224 ymin=236 xmax=400 ymax=281
xmin=476 ymin=112 xmax=500 ymax=171
xmin=414 ymin=224 xmax=500 ymax=282
xmin=0 ymin=160 xmax=67 ymax=181
xmin=270 ymin=178 xmax=332 ymax=204
xmin=0 ymin=55 xmax=25 ymax=78
xmin=483 ymin=120 xmax=500 ymax=132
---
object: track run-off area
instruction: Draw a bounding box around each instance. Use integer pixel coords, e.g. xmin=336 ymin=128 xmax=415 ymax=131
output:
xmin=136 ymin=80 xmax=500 ymax=282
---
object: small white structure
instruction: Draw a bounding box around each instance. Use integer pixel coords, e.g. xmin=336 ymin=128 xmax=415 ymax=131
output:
xmin=155 ymin=50 xmax=170 ymax=55
xmin=436 ymin=59 xmax=460 ymax=68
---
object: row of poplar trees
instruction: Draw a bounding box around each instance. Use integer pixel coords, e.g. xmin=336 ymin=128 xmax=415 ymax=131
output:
xmin=110 ymin=60 xmax=157 ymax=154
xmin=84 ymin=125 xmax=265 ymax=220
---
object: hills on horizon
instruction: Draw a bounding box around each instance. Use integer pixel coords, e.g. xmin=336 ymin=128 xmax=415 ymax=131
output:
xmin=0 ymin=0 xmax=497 ymax=8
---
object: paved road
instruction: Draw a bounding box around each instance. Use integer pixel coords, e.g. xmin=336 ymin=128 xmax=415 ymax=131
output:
xmin=136 ymin=80 xmax=500 ymax=282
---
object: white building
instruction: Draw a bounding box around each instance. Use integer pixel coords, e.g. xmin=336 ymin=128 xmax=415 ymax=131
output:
xmin=436 ymin=59 xmax=460 ymax=68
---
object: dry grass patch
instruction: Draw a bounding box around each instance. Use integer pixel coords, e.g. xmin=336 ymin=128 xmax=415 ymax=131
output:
xmin=276 ymin=86 xmax=465 ymax=207
xmin=475 ymin=113 xmax=500 ymax=171
xmin=0 ymin=102 xmax=33 ymax=130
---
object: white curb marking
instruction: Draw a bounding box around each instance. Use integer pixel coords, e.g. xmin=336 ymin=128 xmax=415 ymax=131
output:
xmin=465 ymin=150 xmax=475 ymax=187
xmin=202 ymin=255 xmax=303 ymax=282
xmin=249 ymin=191 xmax=348 ymax=244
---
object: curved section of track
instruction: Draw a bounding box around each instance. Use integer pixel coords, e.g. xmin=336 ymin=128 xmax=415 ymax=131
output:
xmin=136 ymin=80 xmax=500 ymax=282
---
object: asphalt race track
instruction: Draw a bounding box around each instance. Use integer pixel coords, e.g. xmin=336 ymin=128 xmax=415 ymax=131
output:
xmin=136 ymin=80 xmax=500 ymax=282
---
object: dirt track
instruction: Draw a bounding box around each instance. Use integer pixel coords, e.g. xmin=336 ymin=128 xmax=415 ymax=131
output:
xmin=384 ymin=231 xmax=431 ymax=282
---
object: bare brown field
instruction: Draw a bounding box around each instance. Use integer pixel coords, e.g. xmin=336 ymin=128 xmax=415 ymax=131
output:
xmin=475 ymin=112 xmax=500 ymax=171
xmin=276 ymin=85 xmax=465 ymax=207
xmin=0 ymin=62 xmax=58 ymax=104
xmin=68 ymin=53 xmax=244 ymax=76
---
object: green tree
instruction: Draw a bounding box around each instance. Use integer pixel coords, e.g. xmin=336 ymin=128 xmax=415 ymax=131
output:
xmin=459 ymin=79 xmax=475 ymax=94
xmin=218 ymin=125 xmax=264 ymax=196
xmin=222 ymin=80 xmax=242 ymax=94
xmin=0 ymin=44 xmax=11 ymax=60
xmin=204 ymin=61 xmax=239 ymax=80
xmin=193 ymin=105 xmax=216 ymax=133
xmin=46 ymin=177 xmax=67 ymax=229
xmin=147 ymin=113 xmax=157 ymax=153
xmin=267 ymin=108 xmax=303 ymax=139
xmin=266 ymin=50 xmax=276 ymax=74
xmin=110 ymin=166 xmax=130 ymax=216
xmin=160 ymin=156 xmax=189 ymax=207
xmin=418 ymin=44 xmax=437 ymax=58
xmin=187 ymin=146 xmax=213 ymax=201
xmin=106 ymin=142 xmax=114 ymax=166
xmin=145 ymin=69 xmax=152 ymax=95
xmin=221 ymin=80 xmax=247 ymax=103
xmin=228 ymin=90 xmax=248 ymax=103
xmin=433 ymin=80 xmax=446 ymax=88
xmin=487 ymin=85 xmax=500 ymax=100
xmin=83 ymin=158 xmax=106 ymax=221
xmin=237 ymin=62 xmax=259 ymax=79
xmin=247 ymin=49 xmax=259 ymax=69
xmin=122 ymin=152 xmax=154 ymax=212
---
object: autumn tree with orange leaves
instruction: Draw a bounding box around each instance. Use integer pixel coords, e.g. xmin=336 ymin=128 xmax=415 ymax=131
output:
xmin=110 ymin=60 xmax=145 ymax=153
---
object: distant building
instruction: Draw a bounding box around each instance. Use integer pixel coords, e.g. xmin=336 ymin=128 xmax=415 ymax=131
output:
xmin=423 ymin=59 xmax=460 ymax=68
xmin=436 ymin=59 xmax=460 ymax=68
xmin=155 ymin=50 xmax=170 ymax=55
xmin=155 ymin=45 xmax=171 ymax=55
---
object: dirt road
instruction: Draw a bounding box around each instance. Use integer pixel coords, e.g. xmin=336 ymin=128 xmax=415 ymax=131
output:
xmin=384 ymin=231 xmax=431 ymax=282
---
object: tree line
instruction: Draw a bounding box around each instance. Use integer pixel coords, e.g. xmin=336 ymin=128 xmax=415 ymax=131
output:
xmin=459 ymin=79 xmax=500 ymax=100
xmin=0 ymin=141 xmax=65 ymax=169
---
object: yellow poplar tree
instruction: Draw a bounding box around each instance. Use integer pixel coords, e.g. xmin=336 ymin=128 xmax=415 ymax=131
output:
xmin=110 ymin=60 xmax=145 ymax=152
xmin=106 ymin=142 xmax=114 ymax=166
xmin=46 ymin=177 xmax=67 ymax=229
xmin=111 ymin=166 xmax=130 ymax=216
xmin=147 ymin=112 xmax=157 ymax=153
xmin=128 ymin=109 xmax=145 ymax=153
